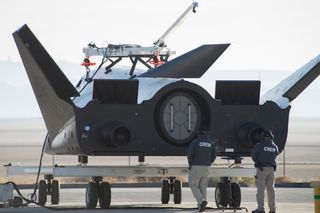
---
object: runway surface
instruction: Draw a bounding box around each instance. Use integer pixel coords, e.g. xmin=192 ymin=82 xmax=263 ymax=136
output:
xmin=0 ymin=187 xmax=314 ymax=212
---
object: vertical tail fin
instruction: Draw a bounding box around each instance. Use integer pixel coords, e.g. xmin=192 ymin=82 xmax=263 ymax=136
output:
xmin=260 ymin=54 xmax=320 ymax=108
xmin=13 ymin=25 xmax=79 ymax=136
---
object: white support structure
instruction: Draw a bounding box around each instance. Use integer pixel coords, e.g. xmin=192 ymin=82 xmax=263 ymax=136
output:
xmin=6 ymin=165 xmax=255 ymax=178
xmin=6 ymin=164 xmax=254 ymax=208
xmin=83 ymin=45 xmax=175 ymax=58
xmin=6 ymin=166 xmax=53 ymax=176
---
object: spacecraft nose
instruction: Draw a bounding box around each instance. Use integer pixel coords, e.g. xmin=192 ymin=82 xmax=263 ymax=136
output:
xmin=101 ymin=122 xmax=131 ymax=147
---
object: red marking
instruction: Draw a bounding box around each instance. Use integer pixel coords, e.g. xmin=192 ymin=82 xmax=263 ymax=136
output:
xmin=149 ymin=52 xmax=165 ymax=67
xmin=81 ymin=62 xmax=96 ymax=66
xmin=81 ymin=57 xmax=96 ymax=67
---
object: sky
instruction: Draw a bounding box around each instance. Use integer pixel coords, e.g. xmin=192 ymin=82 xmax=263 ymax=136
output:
xmin=1 ymin=0 xmax=320 ymax=117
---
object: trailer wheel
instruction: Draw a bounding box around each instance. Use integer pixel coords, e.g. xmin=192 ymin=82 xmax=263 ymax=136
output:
xmin=230 ymin=182 xmax=241 ymax=208
xmin=99 ymin=182 xmax=111 ymax=209
xmin=215 ymin=182 xmax=230 ymax=208
xmin=38 ymin=180 xmax=47 ymax=206
xmin=161 ymin=179 xmax=170 ymax=204
xmin=173 ymin=179 xmax=182 ymax=204
xmin=12 ymin=196 xmax=23 ymax=207
xmin=86 ymin=182 xmax=99 ymax=209
xmin=51 ymin=179 xmax=60 ymax=205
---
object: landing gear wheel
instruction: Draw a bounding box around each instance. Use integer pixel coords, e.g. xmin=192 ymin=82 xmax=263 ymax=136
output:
xmin=173 ymin=179 xmax=182 ymax=204
xmin=215 ymin=182 xmax=230 ymax=208
xmin=38 ymin=180 xmax=47 ymax=206
xmin=230 ymin=182 xmax=241 ymax=208
xmin=99 ymin=182 xmax=111 ymax=209
xmin=51 ymin=179 xmax=60 ymax=205
xmin=86 ymin=182 xmax=99 ymax=209
xmin=161 ymin=179 xmax=170 ymax=204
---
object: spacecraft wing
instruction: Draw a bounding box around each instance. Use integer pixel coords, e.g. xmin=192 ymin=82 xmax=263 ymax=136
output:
xmin=139 ymin=44 xmax=230 ymax=78
xmin=260 ymin=54 xmax=320 ymax=108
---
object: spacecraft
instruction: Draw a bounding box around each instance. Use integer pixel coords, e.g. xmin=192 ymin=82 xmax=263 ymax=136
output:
xmin=12 ymin=2 xmax=320 ymax=209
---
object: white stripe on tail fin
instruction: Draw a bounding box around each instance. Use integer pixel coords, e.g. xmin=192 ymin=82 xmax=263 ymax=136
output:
xmin=260 ymin=54 xmax=320 ymax=108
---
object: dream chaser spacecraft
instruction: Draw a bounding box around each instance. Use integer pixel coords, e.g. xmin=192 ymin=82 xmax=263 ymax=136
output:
xmin=13 ymin=25 xmax=320 ymax=161
xmin=12 ymin=2 xmax=320 ymax=208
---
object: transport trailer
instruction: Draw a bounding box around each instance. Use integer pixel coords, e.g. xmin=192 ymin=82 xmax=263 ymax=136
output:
xmin=5 ymin=163 xmax=255 ymax=211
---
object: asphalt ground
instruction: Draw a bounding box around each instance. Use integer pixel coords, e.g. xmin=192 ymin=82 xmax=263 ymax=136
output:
xmin=0 ymin=187 xmax=315 ymax=213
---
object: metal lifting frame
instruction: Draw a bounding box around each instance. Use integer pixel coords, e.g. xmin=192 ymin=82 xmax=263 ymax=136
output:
xmin=82 ymin=2 xmax=198 ymax=76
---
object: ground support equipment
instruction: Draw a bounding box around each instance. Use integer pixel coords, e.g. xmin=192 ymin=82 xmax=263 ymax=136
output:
xmin=6 ymin=164 xmax=255 ymax=210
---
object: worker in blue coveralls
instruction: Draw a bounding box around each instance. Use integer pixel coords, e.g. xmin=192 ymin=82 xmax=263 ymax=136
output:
xmin=188 ymin=130 xmax=216 ymax=212
xmin=251 ymin=129 xmax=279 ymax=213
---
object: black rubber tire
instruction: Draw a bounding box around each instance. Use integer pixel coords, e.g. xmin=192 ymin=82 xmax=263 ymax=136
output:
xmin=12 ymin=196 xmax=23 ymax=207
xmin=215 ymin=182 xmax=230 ymax=208
xmin=86 ymin=182 xmax=99 ymax=209
xmin=173 ymin=179 xmax=182 ymax=204
xmin=230 ymin=182 xmax=241 ymax=208
xmin=38 ymin=180 xmax=47 ymax=206
xmin=161 ymin=179 xmax=170 ymax=204
xmin=51 ymin=179 xmax=60 ymax=205
xmin=99 ymin=182 xmax=111 ymax=209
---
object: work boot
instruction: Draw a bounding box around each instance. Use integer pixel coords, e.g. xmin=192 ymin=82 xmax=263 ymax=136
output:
xmin=252 ymin=209 xmax=265 ymax=213
xmin=199 ymin=201 xmax=207 ymax=212
xmin=269 ymin=211 xmax=275 ymax=213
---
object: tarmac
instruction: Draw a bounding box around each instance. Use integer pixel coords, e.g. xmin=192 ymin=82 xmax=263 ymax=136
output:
xmin=0 ymin=187 xmax=315 ymax=213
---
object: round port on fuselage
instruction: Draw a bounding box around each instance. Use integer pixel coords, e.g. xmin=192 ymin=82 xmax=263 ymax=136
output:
xmin=101 ymin=122 xmax=131 ymax=147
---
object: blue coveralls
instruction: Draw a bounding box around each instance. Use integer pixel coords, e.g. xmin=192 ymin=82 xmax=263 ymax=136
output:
xmin=251 ymin=138 xmax=279 ymax=212
xmin=187 ymin=134 xmax=216 ymax=207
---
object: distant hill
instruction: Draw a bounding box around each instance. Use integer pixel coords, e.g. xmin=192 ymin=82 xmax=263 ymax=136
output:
xmin=0 ymin=60 xmax=81 ymax=118
xmin=0 ymin=59 xmax=80 ymax=87
xmin=0 ymin=60 xmax=319 ymax=118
